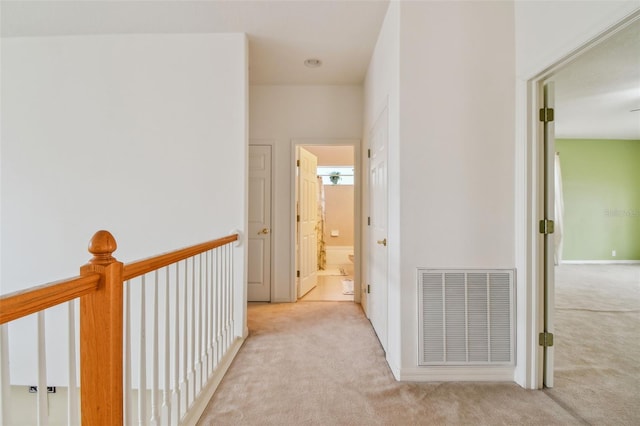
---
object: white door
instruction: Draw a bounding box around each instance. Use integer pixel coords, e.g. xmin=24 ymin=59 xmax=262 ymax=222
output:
xmin=368 ymin=107 xmax=389 ymax=351
xmin=248 ymin=145 xmax=272 ymax=302
xmin=297 ymin=147 xmax=318 ymax=298
xmin=541 ymin=82 xmax=556 ymax=387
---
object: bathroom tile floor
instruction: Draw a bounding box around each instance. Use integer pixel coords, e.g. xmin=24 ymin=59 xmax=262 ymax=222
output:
xmin=300 ymin=275 xmax=354 ymax=301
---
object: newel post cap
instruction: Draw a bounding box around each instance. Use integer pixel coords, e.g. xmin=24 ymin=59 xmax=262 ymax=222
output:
xmin=88 ymin=230 xmax=117 ymax=265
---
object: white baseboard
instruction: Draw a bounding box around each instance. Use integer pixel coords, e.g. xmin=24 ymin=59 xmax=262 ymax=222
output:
xmin=561 ymin=260 xmax=640 ymax=265
xmin=183 ymin=337 xmax=245 ymax=425
xmin=399 ymin=366 xmax=515 ymax=382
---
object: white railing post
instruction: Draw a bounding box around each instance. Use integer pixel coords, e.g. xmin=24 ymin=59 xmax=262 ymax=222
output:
xmin=67 ymin=301 xmax=79 ymax=425
xmin=138 ymin=275 xmax=147 ymax=425
xmin=0 ymin=324 xmax=11 ymax=426
xmin=36 ymin=312 xmax=48 ymax=426
xmin=171 ymin=262 xmax=181 ymax=425
xmin=181 ymin=260 xmax=188 ymax=417
xmin=162 ymin=267 xmax=171 ymax=424
xmin=150 ymin=270 xmax=160 ymax=425
xmin=124 ymin=282 xmax=132 ymax=426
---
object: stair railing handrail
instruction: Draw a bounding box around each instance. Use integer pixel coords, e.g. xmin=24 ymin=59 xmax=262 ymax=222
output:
xmin=123 ymin=234 xmax=238 ymax=281
xmin=0 ymin=275 xmax=100 ymax=325
xmin=0 ymin=229 xmax=239 ymax=425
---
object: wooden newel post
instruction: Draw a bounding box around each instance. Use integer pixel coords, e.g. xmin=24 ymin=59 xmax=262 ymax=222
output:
xmin=80 ymin=230 xmax=124 ymax=425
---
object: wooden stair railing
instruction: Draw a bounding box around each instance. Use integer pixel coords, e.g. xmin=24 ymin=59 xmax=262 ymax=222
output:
xmin=0 ymin=229 xmax=239 ymax=425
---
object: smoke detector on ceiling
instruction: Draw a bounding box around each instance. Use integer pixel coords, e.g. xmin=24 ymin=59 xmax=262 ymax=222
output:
xmin=304 ymin=58 xmax=322 ymax=68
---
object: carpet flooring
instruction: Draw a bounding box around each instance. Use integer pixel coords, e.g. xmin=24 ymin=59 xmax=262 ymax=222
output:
xmin=198 ymin=265 xmax=640 ymax=425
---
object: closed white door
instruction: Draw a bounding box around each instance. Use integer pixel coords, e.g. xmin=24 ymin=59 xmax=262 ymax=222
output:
xmin=248 ymin=145 xmax=272 ymax=302
xmin=368 ymin=107 xmax=388 ymax=351
xmin=297 ymin=147 xmax=318 ymax=298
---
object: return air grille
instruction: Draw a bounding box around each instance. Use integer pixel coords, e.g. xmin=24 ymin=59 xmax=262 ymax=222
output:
xmin=418 ymin=269 xmax=515 ymax=366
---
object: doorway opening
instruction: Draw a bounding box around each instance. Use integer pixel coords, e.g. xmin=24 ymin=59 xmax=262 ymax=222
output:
xmin=529 ymin=13 xmax=639 ymax=421
xmin=292 ymin=142 xmax=360 ymax=302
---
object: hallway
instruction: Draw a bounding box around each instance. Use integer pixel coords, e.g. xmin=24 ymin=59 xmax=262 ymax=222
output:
xmin=198 ymin=302 xmax=592 ymax=425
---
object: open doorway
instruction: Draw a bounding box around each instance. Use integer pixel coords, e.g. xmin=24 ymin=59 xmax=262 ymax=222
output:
xmin=293 ymin=143 xmax=358 ymax=302
xmin=534 ymin=16 xmax=640 ymax=424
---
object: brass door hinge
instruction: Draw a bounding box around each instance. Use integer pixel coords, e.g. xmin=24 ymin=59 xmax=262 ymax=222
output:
xmin=296 ymin=159 xmax=300 ymax=167
xmin=296 ymin=270 xmax=300 ymax=278
xmin=367 ymin=149 xmax=371 ymax=158
xmin=367 ymin=284 xmax=371 ymax=294
xmin=539 ymin=332 xmax=554 ymax=347
xmin=539 ymin=219 xmax=555 ymax=235
xmin=297 ymin=214 xmax=300 ymax=222
xmin=539 ymin=107 xmax=554 ymax=123
xmin=367 ymin=216 xmax=371 ymax=226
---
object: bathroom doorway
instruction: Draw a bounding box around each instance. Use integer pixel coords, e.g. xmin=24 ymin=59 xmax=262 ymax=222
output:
xmin=293 ymin=143 xmax=358 ymax=302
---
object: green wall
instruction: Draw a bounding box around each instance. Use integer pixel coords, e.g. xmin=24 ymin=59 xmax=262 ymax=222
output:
xmin=556 ymin=139 xmax=640 ymax=261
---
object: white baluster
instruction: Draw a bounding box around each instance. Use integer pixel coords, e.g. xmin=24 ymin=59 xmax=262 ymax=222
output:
xmin=0 ymin=324 xmax=11 ymax=426
xmin=229 ymin=244 xmax=236 ymax=344
xmin=206 ymin=251 xmax=210 ymax=375
xmin=172 ymin=262 xmax=181 ymax=425
xmin=162 ymin=267 xmax=171 ymax=424
xmin=67 ymin=301 xmax=79 ymax=426
xmin=203 ymin=252 xmax=209 ymax=380
xmin=36 ymin=311 xmax=48 ymax=426
xmin=189 ymin=258 xmax=196 ymax=406
xmin=150 ymin=271 xmax=159 ymax=425
xmin=213 ymin=248 xmax=220 ymax=369
xmin=196 ymin=254 xmax=202 ymax=393
xmin=181 ymin=259 xmax=188 ymax=413
xmin=225 ymin=245 xmax=231 ymax=350
xmin=216 ymin=248 xmax=224 ymax=362
xmin=220 ymin=247 xmax=226 ymax=352
xmin=139 ymin=276 xmax=147 ymax=426
xmin=205 ymin=250 xmax=212 ymax=377
xmin=124 ymin=282 xmax=132 ymax=426
xmin=209 ymin=250 xmax=215 ymax=374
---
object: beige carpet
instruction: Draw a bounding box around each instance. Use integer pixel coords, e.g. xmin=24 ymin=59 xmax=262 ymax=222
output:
xmin=198 ymin=264 xmax=639 ymax=425
xmin=546 ymin=264 xmax=640 ymax=425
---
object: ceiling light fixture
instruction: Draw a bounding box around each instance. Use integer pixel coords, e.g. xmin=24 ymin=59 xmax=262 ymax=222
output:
xmin=304 ymin=58 xmax=322 ymax=68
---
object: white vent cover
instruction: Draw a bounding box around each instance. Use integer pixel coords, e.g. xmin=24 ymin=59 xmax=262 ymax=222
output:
xmin=418 ymin=269 xmax=515 ymax=366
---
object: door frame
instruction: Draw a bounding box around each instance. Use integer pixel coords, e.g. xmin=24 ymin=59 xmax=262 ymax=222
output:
xmin=518 ymin=12 xmax=640 ymax=389
xmin=290 ymin=138 xmax=362 ymax=302
xmin=249 ymin=140 xmax=275 ymax=302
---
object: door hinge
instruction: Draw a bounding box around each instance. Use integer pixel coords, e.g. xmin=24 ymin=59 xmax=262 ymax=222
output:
xmin=539 ymin=107 xmax=554 ymax=123
xmin=297 ymin=214 xmax=300 ymax=222
xmin=296 ymin=159 xmax=300 ymax=167
xmin=539 ymin=219 xmax=555 ymax=234
xmin=296 ymin=270 xmax=300 ymax=278
xmin=539 ymin=332 xmax=554 ymax=347
xmin=367 ymin=149 xmax=371 ymax=158
xmin=367 ymin=284 xmax=371 ymax=294
xmin=367 ymin=216 xmax=371 ymax=226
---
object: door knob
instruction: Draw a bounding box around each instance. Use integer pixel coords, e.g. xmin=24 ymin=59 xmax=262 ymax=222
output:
xmin=258 ymin=228 xmax=270 ymax=235
xmin=377 ymin=238 xmax=387 ymax=246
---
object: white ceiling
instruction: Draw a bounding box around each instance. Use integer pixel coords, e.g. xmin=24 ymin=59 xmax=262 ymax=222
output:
xmin=2 ymin=1 xmax=638 ymax=139
xmin=552 ymin=20 xmax=640 ymax=140
xmin=0 ymin=0 xmax=390 ymax=85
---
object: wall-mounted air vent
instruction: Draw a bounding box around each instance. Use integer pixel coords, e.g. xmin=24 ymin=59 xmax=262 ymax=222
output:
xmin=418 ymin=269 xmax=515 ymax=366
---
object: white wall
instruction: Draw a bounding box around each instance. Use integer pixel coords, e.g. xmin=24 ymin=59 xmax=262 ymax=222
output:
xmin=515 ymin=0 xmax=640 ymax=79
xmin=364 ymin=0 xmax=639 ymax=386
xmin=398 ymin=1 xmax=516 ymax=378
xmin=362 ymin=1 xmax=401 ymax=374
xmin=1 ymin=33 xmax=248 ymax=384
xmin=249 ymin=85 xmax=363 ymax=302
xmin=364 ymin=1 xmax=515 ymax=380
